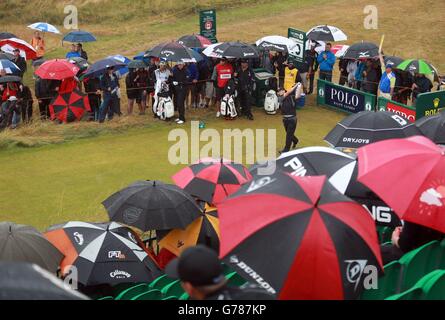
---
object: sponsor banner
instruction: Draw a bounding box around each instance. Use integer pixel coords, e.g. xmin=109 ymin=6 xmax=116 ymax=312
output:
xmin=199 ymin=9 xmax=217 ymax=43
xmin=415 ymin=90 xmax=445 ymax=120
xmin=287 ymin=27 xmax=306 ymax=64
xmin=317 ymin=79 xmax=376 ymax=113
xmin=378 ymin=97 xmax=416 ymax=123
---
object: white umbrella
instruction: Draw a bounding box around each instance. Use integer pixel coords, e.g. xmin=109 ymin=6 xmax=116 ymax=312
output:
xmin=307 ymin=25 xmax=347 ymax=42
xmin=255 ymin=35 xmax=298 ymax=53
xmin=27 ymin=22 xmax=61 ymax=35
xmin=203 ymin=42 xmax=235 ymax=59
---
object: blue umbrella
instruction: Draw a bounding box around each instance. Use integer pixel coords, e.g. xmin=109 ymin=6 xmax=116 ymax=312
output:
xmin=63 ymin=30 xmax=96 ymax=43
xmin=83 ymin=58 xmax=127 ymax=79
xmin=28 ymin=22 xmax=61 ymax=34
xmin=0 ymin=59 xmax=21 ymax=74
xmin=189 ymin=48 xmax=204 ymax=63
xmin=134 ymin=51 xmax=151 ymax=65
xmin=106 ymin=55 xmax=131 ymax=77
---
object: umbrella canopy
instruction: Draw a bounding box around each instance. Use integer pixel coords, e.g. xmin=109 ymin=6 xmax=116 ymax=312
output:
xmin=62 ymin=30 xmax=97 ymax=43
xmin=32 ymin=57 xmax=46 ymax=68
xmin=178 ymin=34 xmax=212 ymax=48
xmin=218 ymin=174 xmax=383 ymax=299
xmin=159 ymin=211 xmax=220 ymax=256
xmin=0 ymin=262 xmax=89 ymax=300
xmin=249 ymin=146 xmax=356 ymax=194
xmin=145 ymin=41 xmax=197 ymax=62
xmin=397 ymin=59 xmax=435 ymax=75
xmin=49 ymin=89 xmax=91 ymax=123
xmin=128 ymin=59 xmax=147 ymax=69
xmin=203 ymin=42 xmax=233 ymax=59
xmin=172 ymin=158 xmax=253 ymax=205
xmin=28 ymin=22 xmax=61 ymax=34
xmin=314 ymin=42 xmax=350 ymax=57
xmin=67 ymin=56 xmax=89 ymax=71
xmin=343 ymin=41 xmax=379 ymax=60
xmin=307 ymin=25 xmax=348 ymax=42
xmin=0 ymin=52 xmax=14 ymax=60
xmin=45 ymin=221 xmax=162 ymax=286
xmin=107 ymin=54 xmax=131 ymax=76
xmin=0 ymin=59 xmax=21 ymax=74
xmin=0 ymin=222 xmax=63 ymax=273
xmin=0 ymin=32 xmax=16 ymax=40
xmin=384 ymin=55 xmax=404 ymax=68
xmin=416 ymin=111 xmax=445 ymax=145
xmin=324 ymin=111 xmax=423 ymax=149
xmin=134 ymin=51 xmax=151 ymax=65
xmin=102 ymin=180 xmax=203 ymax=232
xmin=35 ymin=59 xmax=79 ymax=80
xmin=255 ymin=35 xmax=298 ymax=53
xmin=357 ymin=136 xmax=445 ymax=233
xmin=0 ymin=75 xmax=22 ymax=83
xmin=207 ymin=41 xmax=259 ymax=59
xmin=0 ymin=38 xmax=37 ymax=60
xmin=83 ymin=57 xmax=127 ymax=79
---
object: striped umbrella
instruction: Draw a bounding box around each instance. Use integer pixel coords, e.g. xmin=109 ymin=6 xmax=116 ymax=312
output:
xmin=0 ymin=38 xmax=37 ymax=60
xmin=28 ymin=22 xmax=61 ymax=34
xmin=397 ymin=59 xmax=435 ymax=75
xmin=44 ymin=221 xmax=162 ymax=286
xmin=49 ymin=89 xmax=91 ymax=123
xmin=0 ymin=59 xmax=21 ymax=74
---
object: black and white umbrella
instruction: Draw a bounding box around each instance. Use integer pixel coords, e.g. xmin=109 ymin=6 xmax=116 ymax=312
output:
xmin=45 ymin=221 xmax=162 ymax=286
xmin=307 ymin=25 xmax=347 ymax=42
xmin=207 ymin=41 xmax=259 ymax=59
xmin=102 ymin=180 xmax=203 ymax=232
xmin=384 ymin=55 xmax=404 ymax=68
xmin=249 ymin=146 xmax=356 ymax=194
xmin=415 ymin=111 xmax=445 ymax=145
xmin=0 ymin=262 xmax=89 ymax=300
xmin=145 ymin=41 xmax=197 ymax=62
xmin=324 ymin=111 xmax=422 ymax=149
xmin=0 ymin=222 xmax=63 ymax=273
xmin=343 ymin=41 xmax=379 ymax=60
xmin=255 ymin=35 xmax=298 ymax=53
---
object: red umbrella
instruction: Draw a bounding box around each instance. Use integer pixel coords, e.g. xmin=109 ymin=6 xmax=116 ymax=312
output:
xmin=357 ymin=136 xmax=445 ymax=232
xmin=49 ymin=89 xmax=91 ymax=123
xmin=35 ymin=59 xmax=79 ymax=80
xmin=218 ymin=173 xmax=382 ymax=299
xmin=172 ymin=158 xmax=252 ymax=205
xmin=0 ymin=38 xmax=37 ymax=60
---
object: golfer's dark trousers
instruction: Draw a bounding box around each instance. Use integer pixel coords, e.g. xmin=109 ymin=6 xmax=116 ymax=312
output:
xmin=38 ymin=98 xmax=51 ymax=120
xmin=238 ymin=90 xmax=252 ymax=116
xmin=282 ymin=115 xmax=298 ymax=153
xmin=319 ymin=70 xmax=333 ymax=82
xmin=88 ymin=94 xmax=101 ymax=121
xmin=174 ymin=85 xmax=187 ymax=121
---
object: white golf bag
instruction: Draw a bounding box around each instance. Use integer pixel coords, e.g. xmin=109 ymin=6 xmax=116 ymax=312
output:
xmin=220 ymin=94 xmax=237 ymax=118
xmin=264 ymin=90 xmax=279 ymax=114
xmin=157 ymin=96 xmax=174 ymax=120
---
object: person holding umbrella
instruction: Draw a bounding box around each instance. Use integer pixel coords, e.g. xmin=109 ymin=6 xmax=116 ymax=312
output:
xmin=171 ymin=61 xmax=189 ymax=124
xmin=98 ymin=67 xmax=120 ymax=123
xmin=317 ymin=42 xmax=336 ymax=82
xmin=378 ymin=52 xmax=396 ymax=99
xmin=30 ymin=31 xmax=45 ymax=59
xmin=234 ymin=59 xmax=255 ymax=120
xmin=75 ymin=43 xmax=88 ymax=60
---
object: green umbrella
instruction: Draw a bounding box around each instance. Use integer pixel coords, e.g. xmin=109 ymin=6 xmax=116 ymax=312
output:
xmin=396 ymin=59 xmax=435 ymax=75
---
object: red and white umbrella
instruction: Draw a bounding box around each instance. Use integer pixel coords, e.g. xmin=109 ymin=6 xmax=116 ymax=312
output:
xmin=314 ymin=41 xmax=350 ymax=57
xmin=0 ymin=38 xmax=37 ymax=60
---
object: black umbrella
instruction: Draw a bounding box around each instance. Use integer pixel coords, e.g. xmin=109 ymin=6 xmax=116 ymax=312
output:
xmin=210 ymin=41 xmax=259 ymax=59
xmin=415 ymin=111 xmax=445 ymax=145
xmin=249 ymin=146 xmax=356 ymax=194
xmin=67 ymin=56 xmax=89 ymax=70
xmin=0 ymin=75 xmax=22 ymax=83
xmin=177 ymin=34 xmax=212 ymax=48
xmin=384 ymin=55 xmax=404 ymax=68
xmin=0 ymin=262 xmax=89 ymax=300
xmin=0 ymin=32 xmax=16 ymax=40
xmin=83 ymin=57 xmax=127 ymax=79
xmin=0 ymin=222 xmax=63 ymax=273
xmin=0 ymin=52 xmax=14 ymax=60
xmin=145 ymin=41 xmax=197 ymax=62
xmin=324 ymin=111 xmax=422 ymax=149
xmin=306 ymin=25 xmax=347 ymax=42
xmin=32 ymin=57 xmax=46 ymax=68
xmin=343 ymin=41 xmax=379 ymax=60
xmin=103 ymin=180 xmax=203 ymax=231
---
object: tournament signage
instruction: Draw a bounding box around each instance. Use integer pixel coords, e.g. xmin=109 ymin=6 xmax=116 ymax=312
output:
xmin=317 ymin=79 xmax=376 ymax=113
xmin=287 ymin=27 xmax=307 ymax=64
xmin=200 ymin=9 xmax=217 ymax=43
xmin=378 ymin=97 xmax=416 ymax=123
xmin=415 ymin=90 xmax=445 ymax=119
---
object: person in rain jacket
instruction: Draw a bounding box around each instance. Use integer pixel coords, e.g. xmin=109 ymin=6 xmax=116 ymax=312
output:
xmin=317 ymin=42 xmax=336 ymax=82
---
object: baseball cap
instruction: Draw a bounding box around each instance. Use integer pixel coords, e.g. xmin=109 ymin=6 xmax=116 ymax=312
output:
xmin=159 ymin=60 xmax=167 ymax=66
xmin=165 ymin=245 xmax=225 ymax=287
xmin=385 ymin=63 xmax=393 ymax=69
xmin=8 ymin=96 xmax=17 ymax=101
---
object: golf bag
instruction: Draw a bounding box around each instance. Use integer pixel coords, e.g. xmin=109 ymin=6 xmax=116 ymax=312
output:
xmin=264 ymin=90 xmax=279 ymax=114
xmin=157 ymin=96 xmax=174 ymax=120
xmin=220 ymin=94 xmax=237 ymax=118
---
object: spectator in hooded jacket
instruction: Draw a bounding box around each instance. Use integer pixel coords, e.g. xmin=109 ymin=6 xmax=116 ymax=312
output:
xmin=317 ymin=43 xmax=336 ymax=82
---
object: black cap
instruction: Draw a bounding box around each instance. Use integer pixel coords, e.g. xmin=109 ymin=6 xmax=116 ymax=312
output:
xmin=165 ymin=245 xmax=225 ymax=286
